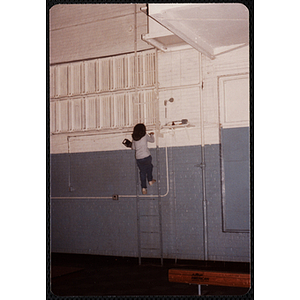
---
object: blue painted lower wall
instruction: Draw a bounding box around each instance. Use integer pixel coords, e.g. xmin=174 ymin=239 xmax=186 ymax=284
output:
xmin=50 ymin=139 xmax=250 ymax=262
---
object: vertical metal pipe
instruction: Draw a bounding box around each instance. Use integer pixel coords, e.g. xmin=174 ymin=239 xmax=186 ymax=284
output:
xmin=154 ymin=48 xmax=163 ymax=266
xmin=67 ymin=136 xmax=71 ymax=191
xmin=134 ymin=4 xmax=138 ymax=124
xmin=169 ymin=132 xmax=178 ymax=263
xmin=135 ymin=163 xmax=141 ymax=265
xmin=201 ymin=147 xmax=208 ymax=261
xmin=199 ymin=53 xmax=208 ymax=260
xmin=134 ymin=4 xmax=142 ymax=266
xmin=154 ymin=49 xmax=160 ymax=133
xmin=156 ymin=145 xmax=163 ymax=266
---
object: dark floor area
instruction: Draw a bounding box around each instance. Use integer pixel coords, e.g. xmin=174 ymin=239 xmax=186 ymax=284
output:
xmin=50 ymin=253 xmax=251 ymax=297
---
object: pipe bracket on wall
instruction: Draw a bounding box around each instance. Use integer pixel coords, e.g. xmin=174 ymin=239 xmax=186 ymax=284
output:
xmin=194 ymin=163 xmax=206 ymax=168
xmin=112 ymin=194 xmax=119 ymax=200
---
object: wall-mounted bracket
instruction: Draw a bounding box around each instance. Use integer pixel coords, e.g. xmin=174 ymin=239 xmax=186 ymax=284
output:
xmin=112 ymin=194 xmax=119 ymax=200
xmin=194 ymin=163 xmax=206 ymax=169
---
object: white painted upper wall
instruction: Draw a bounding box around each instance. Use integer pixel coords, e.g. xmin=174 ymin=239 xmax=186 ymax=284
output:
xmin=50 ymin=4 xmax=152 ymax=64
xmin=49 ymin=4 xmax=249 ymax=154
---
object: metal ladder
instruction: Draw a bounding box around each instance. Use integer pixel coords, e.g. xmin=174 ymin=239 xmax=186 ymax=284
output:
xmin=136 ymin=146 xmax=163 ymax=266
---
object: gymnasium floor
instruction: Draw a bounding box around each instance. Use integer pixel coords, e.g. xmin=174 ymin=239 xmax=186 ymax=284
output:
xmin=50 ymin=253 xmax=251 ymax=297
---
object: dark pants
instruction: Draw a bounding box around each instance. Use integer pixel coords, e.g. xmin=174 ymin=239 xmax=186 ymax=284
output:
xmin=136 ymin=155 xmax=153 ymax=189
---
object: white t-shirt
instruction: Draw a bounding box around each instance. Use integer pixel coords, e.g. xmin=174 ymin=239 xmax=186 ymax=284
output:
xmin=132 ymin=134 xmax=155 ymax=159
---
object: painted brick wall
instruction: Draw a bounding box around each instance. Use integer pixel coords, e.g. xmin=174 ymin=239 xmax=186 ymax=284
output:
xmin=51 ymin=199 xmax=138 ymax=257
xmin=204 ymin=144 xmax=250 ymax=262
xmin=167 ymin=145 xmax=204 ymax=260
xmin=51 ymin=143 xmax=249 ymax=261
xmin=51 ymin=146 xmax=205 ymax=259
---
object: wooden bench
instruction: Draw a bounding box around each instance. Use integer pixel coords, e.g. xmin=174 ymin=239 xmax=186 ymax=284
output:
xmin=168 ymin=269 xmax=250 ymax=295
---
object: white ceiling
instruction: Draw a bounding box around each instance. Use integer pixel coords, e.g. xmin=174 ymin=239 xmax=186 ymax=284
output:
xmin=142 ymin=4 xmax=249 ymax=59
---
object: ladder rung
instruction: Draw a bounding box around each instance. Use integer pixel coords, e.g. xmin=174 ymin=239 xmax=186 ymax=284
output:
xmin=137 ymin=146 xmax=163 ymax=266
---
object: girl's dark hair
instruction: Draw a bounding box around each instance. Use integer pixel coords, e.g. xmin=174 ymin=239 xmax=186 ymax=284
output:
xmin=132 ymin=123 xmax=146 ymax=141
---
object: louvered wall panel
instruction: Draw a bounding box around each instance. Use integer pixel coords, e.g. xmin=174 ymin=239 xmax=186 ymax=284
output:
xmin=100 ymin=59 xmax=113 ymax=92
xmin=70 ymin=98 xmax=82 ymax=131
xmin=131 ymin=90 xmax=156 ymax=126
xmin=85 ymin=96 xmax=97 ymax=129
xmin=113 ymin=93 xmax=134 ymax=128
xmin=95 ymin=96 xmax=101 ymax=129
xmin=114 ymin=56 xmax=125 ymax=90
xmin=100 ymin=95 xmax=113 ymax=128
xmin=69 ymin=62 xmax=82 ymax=96
xmin=56 ymin=100 xmax=69 ymax=132
xmin=57 ymin=65 xmax=68 ymax=97
xmin=125 ymin=93 xmax=134 ymax=127
xmin=137 ymin=92 xmax=145 ymax=124
xmin=145 ymin=90 xmax=156 ymax=125
xmin=123 ymin=56 xmax=130 ymax=89
xmin=51 ymin=50 xmax=156 ymax=97
xmin=128 ymin=55 xmax=135 ymax=89
xmin=84 ymin=60 xmax=97 ymax=94
xmin=50 ymin=50 xmax=157 ymax=134
xmin=50 ymin=67 xmax=55 ymax=98
xmin=144 ymin=52 xmax=156 ymax=86
xmin=50 ymin=101 xmax=56 ymax=133
xmin=137 ymin=54 xmax=144 ymax=87
xmin=114 ymin=94 xmax=125 ymax=127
